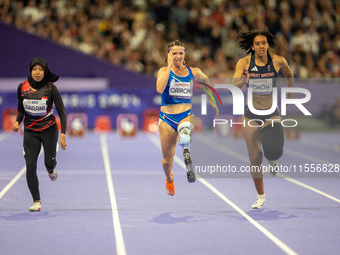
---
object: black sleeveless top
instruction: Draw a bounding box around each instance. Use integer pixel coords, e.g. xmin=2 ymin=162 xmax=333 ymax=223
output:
xmin=247 ymin=52 xmax=278 ymax=95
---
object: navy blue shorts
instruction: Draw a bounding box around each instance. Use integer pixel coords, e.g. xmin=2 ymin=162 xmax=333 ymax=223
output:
xmin=244 ymin=105 xmax=281 ymax=125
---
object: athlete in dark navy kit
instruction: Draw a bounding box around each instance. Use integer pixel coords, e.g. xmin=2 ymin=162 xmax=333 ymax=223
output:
xmin=13 ymin=57 xmax=67 ymax=212
xmin=157 ymin=40 xmax=219 ymax=196
xmin=232 ymin=30 xmax=294 ymax=209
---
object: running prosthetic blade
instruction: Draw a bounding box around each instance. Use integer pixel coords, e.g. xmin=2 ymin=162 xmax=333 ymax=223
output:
xmin=183 ymin=148 xmax=196 ymax=183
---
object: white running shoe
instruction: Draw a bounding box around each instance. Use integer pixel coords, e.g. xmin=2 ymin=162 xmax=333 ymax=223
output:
xmin=268 ymin=160 xmax=278 ymax=177
xmin=48 ymin=169 xmax=58 ymax=181
xmin=252 ymin=194 xmax=265 ymax=209
xmin=29 ymin=201 xmax=41 ymax=212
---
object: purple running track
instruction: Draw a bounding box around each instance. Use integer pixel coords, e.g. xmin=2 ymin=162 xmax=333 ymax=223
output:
xmin=0 ymin=131 xmax=339 ymax=255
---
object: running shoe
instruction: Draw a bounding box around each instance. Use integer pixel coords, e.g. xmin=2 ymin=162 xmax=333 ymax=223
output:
xmin=252 ymin=194 xmax=265 ymax=209
xmin=165 ymin=170 xmax=175 ymax=196
xmin=183 ymin=148 xmax=196 ymax=183
xmin=29 ymin=201 xmax=41 ymax=212
xmin=48 ymin=169 xmax=58 ymax=181
xmin=268 ymin=160 xmax=278 ymax=177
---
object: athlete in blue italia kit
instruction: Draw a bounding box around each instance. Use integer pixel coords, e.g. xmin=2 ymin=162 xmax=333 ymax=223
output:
xmin=232 ymin=30 xmax=294 ymax=209
xmin=157 ymin=40 xmax=219 ymax=196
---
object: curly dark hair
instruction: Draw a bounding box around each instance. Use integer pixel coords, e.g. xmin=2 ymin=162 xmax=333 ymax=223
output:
xmin=165 ymin=40 xmax=186 ymax=65
xmin=238 ymin=30 xmax=277 ymax=55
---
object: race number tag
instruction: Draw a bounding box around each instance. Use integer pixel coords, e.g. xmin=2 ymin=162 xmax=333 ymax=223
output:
xmin=23 ymin=99 xmax=47 ymax=116
xmin=248 ymin=79 xmax=273 ymax=95
xmin=169 ymin=80 xmax=192 ymax=99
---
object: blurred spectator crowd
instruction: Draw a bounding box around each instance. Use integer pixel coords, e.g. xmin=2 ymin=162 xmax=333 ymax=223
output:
xmin=1 ymin=0 xmax=340 ymax=79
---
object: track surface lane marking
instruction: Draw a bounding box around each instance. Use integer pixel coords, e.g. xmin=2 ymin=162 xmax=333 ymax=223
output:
xmin=196 ymin=134 xmax=340 ymax=204
xmin=148 ymin=134 xmax=298 ymax=255
xmin=100 ymin=134 xmax=127 ymax=255
xmin=0 ymin=149 xmax=43 ymax=199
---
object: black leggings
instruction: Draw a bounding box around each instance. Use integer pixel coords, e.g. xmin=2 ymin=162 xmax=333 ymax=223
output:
xmin=23 ymin=124 xmax=59 ymax=201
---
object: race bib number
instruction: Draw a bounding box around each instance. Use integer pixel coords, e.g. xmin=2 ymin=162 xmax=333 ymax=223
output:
xmin=23 ymin=99 xmax=47 ymax=116
xmin=249 ymin=79 xmax=273 ymax=95
xmin=169 ymin=80 xmax=192 ymax=99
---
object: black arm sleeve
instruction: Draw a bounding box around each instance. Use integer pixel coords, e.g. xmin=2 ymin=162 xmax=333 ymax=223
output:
xmin=16 ymin=84 xmax=25 ymax=124
xmin=51 ymin=84 xmax=67 ymax=134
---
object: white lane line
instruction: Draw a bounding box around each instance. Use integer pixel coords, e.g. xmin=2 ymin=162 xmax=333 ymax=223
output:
xmin=276 ymin=173 xmax=340 ymax=203
xmin=0 ymin=166 xmax=26 ymax=199
xmin=0 ymin=132 xmax=9 ymax=143
xmin=196 ymin=178 xmax=297 ymax=255
xmin=148 ymin=134 xmax=298 ymax=255
xmin=300 ymin=137 xmax=340 ymax=152
xmin=196 ymin=134 xmax=340 ymax=203
xmin=284 ymin=148 xmax=332 ymax=165
xmin=100 ymin=134 xmax=127 ymax=255
xmin=0 ymin=149 xmax=43 ymax=199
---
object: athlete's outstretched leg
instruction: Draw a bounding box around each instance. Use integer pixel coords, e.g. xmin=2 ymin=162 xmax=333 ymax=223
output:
xmin=23 ymin=130 xmax=42 ymax=202
xmin=159 ymin=121 xmax=177 ymax=196
xmin=261 ymin=119 xmax=284 ymax=176
xmin=261 ymin=123 xmax=284 ymax=160
xmin=243 ymin=116 xmax=265 ymax=209
xmin=41 ymin=124 xmax=59 ymax=181
xmin=177 ymin=121 xmax=194 ymax=149
xmin=178 ymin=116 xmax=196 ymax=182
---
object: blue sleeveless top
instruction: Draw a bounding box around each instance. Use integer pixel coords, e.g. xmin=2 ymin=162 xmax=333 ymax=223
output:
xmin=247 ymin=52 xmax=278 ymax=95
xmin=161 ymin=66 xmax=195 ymax=106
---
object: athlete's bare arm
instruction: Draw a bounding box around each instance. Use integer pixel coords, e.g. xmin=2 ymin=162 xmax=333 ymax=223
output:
xmin=232 ymin=57 xmax=250 ymax=88
xmin=156 ymin=67 xmax=171 ymax=94
xmin=156 ymin=49 xmax=174 ymax=94
xmin=274 ymin=55 xmax=294 ymax=99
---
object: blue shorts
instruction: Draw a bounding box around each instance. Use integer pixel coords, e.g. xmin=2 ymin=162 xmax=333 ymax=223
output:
xmin=159 ymin=109 xmax=194 ymax=131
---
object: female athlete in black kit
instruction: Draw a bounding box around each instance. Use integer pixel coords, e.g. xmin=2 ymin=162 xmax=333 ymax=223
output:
xmin=13 ymin=57 xmax=67 ymax=212
xmin=232 ymin=30 xmax=294 ymax=209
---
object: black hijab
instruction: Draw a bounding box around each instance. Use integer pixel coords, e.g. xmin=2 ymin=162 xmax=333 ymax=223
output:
xmin=28 ymin=57 xmax=59 ymax=90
